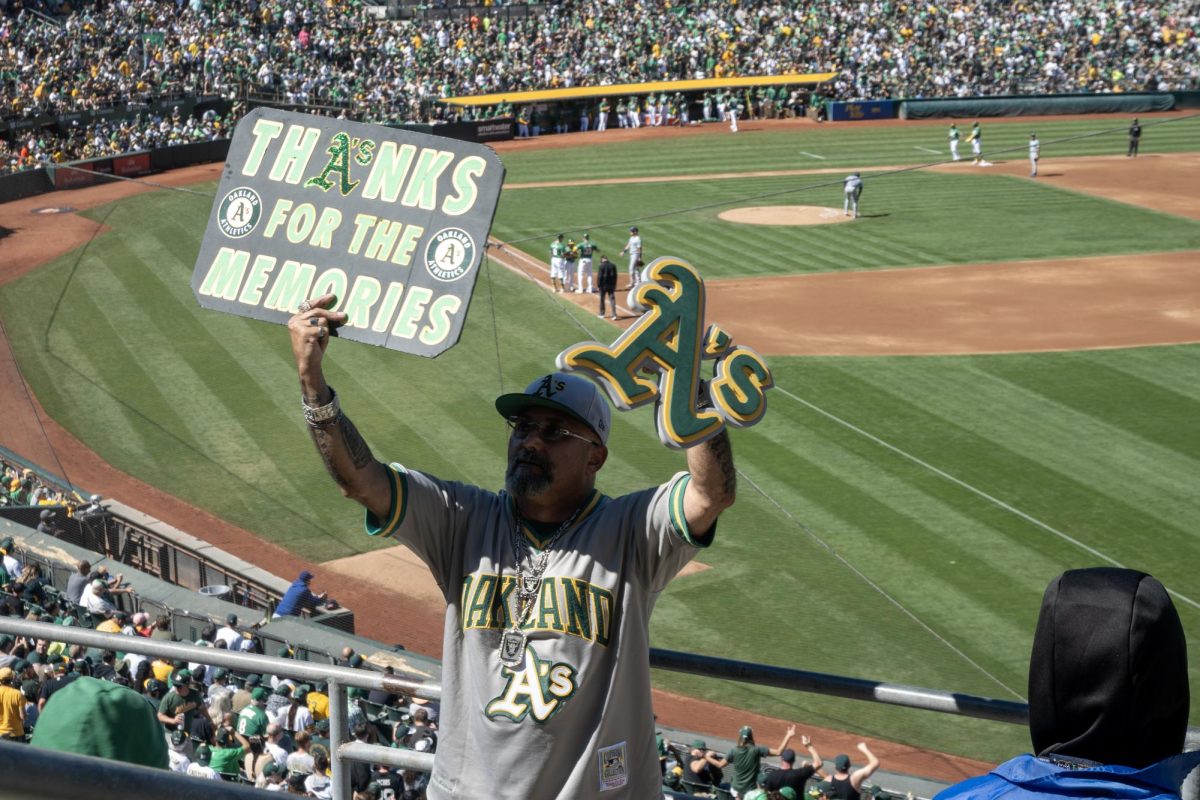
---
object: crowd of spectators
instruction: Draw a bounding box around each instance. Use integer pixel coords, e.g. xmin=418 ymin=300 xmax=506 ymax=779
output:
xmin=2 ymin=0 xmax=1195 ymax=165
xmin=0 ymin=536 xmax=438 ymax=797
xmin=0 ymin=105 xmax=235 ymax=173
xmin=0 ymin=460 xmax=78 ymax=509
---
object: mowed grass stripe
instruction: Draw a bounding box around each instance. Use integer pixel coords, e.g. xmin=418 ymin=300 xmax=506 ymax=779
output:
xmin=769 ymin=355 xmax=1200 ymax=590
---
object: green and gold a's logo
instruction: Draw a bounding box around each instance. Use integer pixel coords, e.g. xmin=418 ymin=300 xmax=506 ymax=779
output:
xmin=557 ymin=257 xmax=772 ymax=449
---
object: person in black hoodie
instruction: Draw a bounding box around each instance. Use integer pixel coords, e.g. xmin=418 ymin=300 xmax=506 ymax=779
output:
xmin=934 ymin=567 xmax=1199 ymax=800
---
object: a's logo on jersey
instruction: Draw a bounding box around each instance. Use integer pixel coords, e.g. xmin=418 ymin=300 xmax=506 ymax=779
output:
xmin=217 ymin=187 xmax=262 ymax=238
xmin=424 ymin=227 xmax=475 ymax=282
xmin=486 ymin=646 xmax=577 ymax=723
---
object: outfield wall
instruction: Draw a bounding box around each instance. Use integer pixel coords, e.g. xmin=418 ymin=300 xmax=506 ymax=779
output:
xmin=899 ymin=92 xmax=1175 ymax=119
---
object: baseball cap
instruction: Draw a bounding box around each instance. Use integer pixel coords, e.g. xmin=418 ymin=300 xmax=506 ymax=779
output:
xmin=630 ymin=226 xmax=638 ymax=232
xmin=251 ymin=687 xmax=269 ymax=702
xmin=739 ymin=725 xmax=754 ymax=739
xmin=780 ymin=747 xmax=797 ymax=763
xmin=495 ymin=372 xmax=611 ymax=445
xmin=263 ymin=761 xmax=282 ymax=777
xmin=171 ymin=668 xmax=192 ymax=686
xmin=299 ymin=570 xmax=314 ymax=582
xmin=91 ymin=579 xmax=105 ymax=590
xmin=226 ymin=613 xmax=238 ymax=625
xmin=0 ymin=667 xmax=13 ymax=682
xmin=292 ymin=685 xmax=310 ymax=701
xmin=212 ymin=667 xmax=228 ymax=681
xmin=348 ymin=654 xmax=364 ymax=668
xmin=835 ymin=754 xmax=851 ymax=771
xmin=195 ymin=744 xmax=212 ymax=764
xmin=781 ymin=789 xmax=799 ymax=800
xmin=690 ymin=739 xmax=706 ymax=750
xmin=30 ymin=677 xmax=168 ymax=770
xmin=245 ymin=674 xmax=262 ymax=686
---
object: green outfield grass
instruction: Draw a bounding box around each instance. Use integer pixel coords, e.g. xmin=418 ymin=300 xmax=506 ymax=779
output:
xmin=492 ymin=170 xmax=1200 ymax=275
xmin=1 ymin=117 xmax=1198 ymax=763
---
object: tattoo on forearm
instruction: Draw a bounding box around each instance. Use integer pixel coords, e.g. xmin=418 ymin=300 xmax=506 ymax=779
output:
xmin=308 ymin=424 xmax=348 ymax=488
xmin=308 ymin=411 xmax=375 ymax=486
xmin=339 ymin=412 xmax=374 ymax=469
xmin=709 ymin=429 xmax=736 ymax=497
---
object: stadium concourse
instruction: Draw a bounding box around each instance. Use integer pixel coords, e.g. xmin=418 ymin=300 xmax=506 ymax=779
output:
xmin=3 ymin=0 xmax=1198 ymax=169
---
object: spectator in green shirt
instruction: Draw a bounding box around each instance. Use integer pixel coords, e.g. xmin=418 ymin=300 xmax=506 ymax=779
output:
xmin=712 ymin=723 xmax=796 ymax=797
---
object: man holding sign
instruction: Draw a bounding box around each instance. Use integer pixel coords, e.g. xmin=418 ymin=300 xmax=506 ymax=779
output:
xmin=287 ymin=294 xmax=736 ymax=798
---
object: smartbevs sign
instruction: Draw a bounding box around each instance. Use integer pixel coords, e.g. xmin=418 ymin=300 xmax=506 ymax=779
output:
xmin=191 ymin=108 xmax=505 ymax=357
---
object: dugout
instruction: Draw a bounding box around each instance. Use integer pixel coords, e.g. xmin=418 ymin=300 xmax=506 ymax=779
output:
xmin=439 ymin=72 xmax=837 ymax=132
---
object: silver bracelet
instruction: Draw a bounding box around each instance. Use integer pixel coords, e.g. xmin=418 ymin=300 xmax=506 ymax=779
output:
xmin=302 ymin=386 xmax=340 ymax=428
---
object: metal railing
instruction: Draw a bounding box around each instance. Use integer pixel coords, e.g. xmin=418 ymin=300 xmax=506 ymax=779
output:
xmin=1 ymin=619 xmax=1196 ymax=800
xmin=0 ymin=618 xmax=437 ymax=800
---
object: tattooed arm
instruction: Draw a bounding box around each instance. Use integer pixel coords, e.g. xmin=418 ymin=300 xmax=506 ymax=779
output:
xmin=682 ymin=428 xmax=736 ymax=537
xmin=289 ymin=294 xmax=391 ymax=520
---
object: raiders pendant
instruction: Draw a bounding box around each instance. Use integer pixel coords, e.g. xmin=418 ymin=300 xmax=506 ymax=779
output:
xmin=499 ymin=629 xmax=527 ymax=669
xmin=520 ymin=575 xmax=540 ymax=597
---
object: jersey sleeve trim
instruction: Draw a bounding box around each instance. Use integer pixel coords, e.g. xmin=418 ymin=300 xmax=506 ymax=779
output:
xmin=668 ymin=473 xmax=714 ymax=548
xmin=364 ymin=463 xmax=407 ymax=538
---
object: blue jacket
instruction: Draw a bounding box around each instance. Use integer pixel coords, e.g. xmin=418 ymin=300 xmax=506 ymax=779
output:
xmin=275 ymin=578 xmax=318 ymax=616
xmin=934 ymin=752 xmax=1200 ymax=800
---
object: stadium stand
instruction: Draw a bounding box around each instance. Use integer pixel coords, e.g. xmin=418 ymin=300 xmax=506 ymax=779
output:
xmin=3 ymin=0 xmax=1197 ymax=171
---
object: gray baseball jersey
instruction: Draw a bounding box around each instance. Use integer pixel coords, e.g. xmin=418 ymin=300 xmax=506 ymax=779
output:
xmin=366 ymin=464 xmax=709 ymax=798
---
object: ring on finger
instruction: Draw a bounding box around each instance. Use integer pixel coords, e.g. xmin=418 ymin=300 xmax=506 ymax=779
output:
xmin=309 ymin=317 xmax=321 ymax=327
xmin=298 ymin=301 xmax=313 ymax=313
xmin=315 ymin=327 xmax=326 ymax=339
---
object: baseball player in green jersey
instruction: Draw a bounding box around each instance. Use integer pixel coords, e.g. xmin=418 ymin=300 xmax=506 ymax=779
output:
xmin=616 ymin=99 xmax=627 ymax=129
xmin=948 ymin=123 xmax=961 ymax=161
xmin=970 ymin=121 xmax=982 ymax=165
xmin=288 ymin=295 xmax=738 ymax=798
xmin=550 ymin=233 xmax=568 ymax=293
xmin=575 ymin=233 xmax=599 ymax=293
xmin=597 ymin=98 xmax=610 ymax=132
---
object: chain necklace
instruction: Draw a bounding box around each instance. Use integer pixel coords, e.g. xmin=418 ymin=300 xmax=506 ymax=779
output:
xmin=500 ymin=501 xmax=585 ymax=670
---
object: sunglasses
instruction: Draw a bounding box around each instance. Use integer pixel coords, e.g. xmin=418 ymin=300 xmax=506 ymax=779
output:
xmin=505 ymin=416 xmax=601 ymax=447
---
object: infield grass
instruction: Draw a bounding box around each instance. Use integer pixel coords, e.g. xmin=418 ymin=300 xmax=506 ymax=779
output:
xmin=2 ymin=116 xmax=1199 ymax=763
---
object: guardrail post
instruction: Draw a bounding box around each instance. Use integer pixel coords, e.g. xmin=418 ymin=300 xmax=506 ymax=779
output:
xmin=329 ymin=678 xmax=350 ymax=800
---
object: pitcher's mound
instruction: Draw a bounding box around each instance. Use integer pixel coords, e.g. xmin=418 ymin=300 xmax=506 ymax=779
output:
xmin=719 ymin=205 xmax=855 ymax=225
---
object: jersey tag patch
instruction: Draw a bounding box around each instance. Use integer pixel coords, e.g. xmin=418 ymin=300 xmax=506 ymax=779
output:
xmin=598 ymin=741 xmax=629 ymax=791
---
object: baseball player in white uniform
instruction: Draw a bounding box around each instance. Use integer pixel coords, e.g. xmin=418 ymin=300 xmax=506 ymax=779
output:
xmin=843 ymin=172 xmax=863 ymax=218
xmin=575 ymin=233 xmax=598 ymax=293
xmin=948 ymin=124 xmax=961 ymax=161
xmin=550 ymin=234 xmax=568 ymax=293
xmin=286 ymin=300 xmax=738 ymax=799
xmin=1029 ymin=133 xmax=1040 ymax=177
xmin=619 ymin=226 xmax=642 ymax=288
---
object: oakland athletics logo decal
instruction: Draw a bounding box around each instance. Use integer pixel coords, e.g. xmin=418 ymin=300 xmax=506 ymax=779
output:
xmin=424 ymin=227 xmax=476 ymax=282
xmin=217 ymin=187 xmax=262 ymax=238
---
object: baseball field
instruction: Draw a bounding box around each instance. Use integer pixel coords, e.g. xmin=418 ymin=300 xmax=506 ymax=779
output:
xmin=1 ymin=112 xmax=1198 ymax=766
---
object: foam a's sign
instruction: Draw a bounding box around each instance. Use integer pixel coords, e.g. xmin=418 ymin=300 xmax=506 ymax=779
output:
xmin=558 ymin=258 xmax=773 ymax=449
xmin=191 ymin=108 xmax=505 ymax=357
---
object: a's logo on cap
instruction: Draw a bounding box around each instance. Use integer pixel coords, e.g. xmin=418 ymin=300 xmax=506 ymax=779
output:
xmin=217 ymin=187 xmax=262 ymax=238
xmin=534 ymin=375 xmax=566 ymax=398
